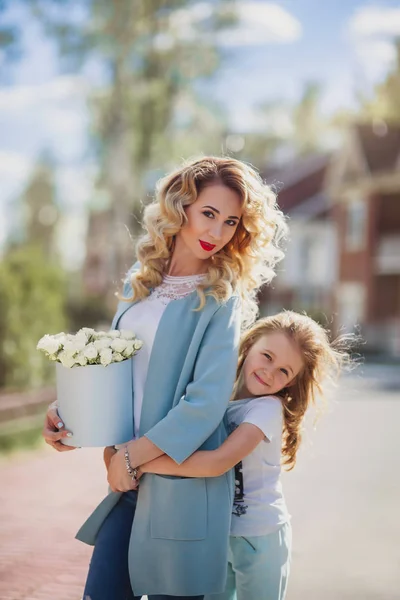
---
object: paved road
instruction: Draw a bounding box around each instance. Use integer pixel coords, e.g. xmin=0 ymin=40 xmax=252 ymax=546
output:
xmin=283 ymin=370 xmax=400 ymax=600
xmin=1 ymin=368 xmax=399 ymax=599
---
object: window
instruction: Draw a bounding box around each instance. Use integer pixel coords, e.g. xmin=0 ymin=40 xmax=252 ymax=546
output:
xmin=337 ymin=282 xmax=365 ymax=331
xmin=346 ymin=198 xmax=367 ymax=251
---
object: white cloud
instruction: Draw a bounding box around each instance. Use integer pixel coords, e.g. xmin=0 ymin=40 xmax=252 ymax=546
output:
xmin=0 ymin=75 xmax=88 ymax=113
xmin=0 ymin=150 xmax=33 ymax=180
xmin=218 ymin=2 xmax=302 ymax=46
xmin=156 ymin=1 xmax=301 ymax=49
xmin=354 ymin=39 xmax=397 ymax=78
xmin=348 ymin=6 xmax=400 ymax=38
xmin=0 ymin=75 xmax=89 ymax=163
xmin=347 ymin=5 xmax=400 ymax=80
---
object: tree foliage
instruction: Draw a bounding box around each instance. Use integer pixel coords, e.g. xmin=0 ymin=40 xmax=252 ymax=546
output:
xmin=0 ymin=245 xmax=67 ymax=390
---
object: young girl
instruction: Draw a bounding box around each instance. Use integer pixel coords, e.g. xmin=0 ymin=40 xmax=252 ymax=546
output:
xmin=133 ymin=310 xmax=353 ymax=600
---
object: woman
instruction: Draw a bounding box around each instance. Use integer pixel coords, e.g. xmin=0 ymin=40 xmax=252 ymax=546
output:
xmin=42 ymin=156 xmax=287 ymax=600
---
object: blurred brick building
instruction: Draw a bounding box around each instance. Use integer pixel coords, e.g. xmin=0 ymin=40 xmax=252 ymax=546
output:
xmin=261 ymin=122 xmax=400 ymax=356
xmin=260 ymin=153 xmax=337 ymax=323
xmin=327 ymin=122 xmax=400 ymax=355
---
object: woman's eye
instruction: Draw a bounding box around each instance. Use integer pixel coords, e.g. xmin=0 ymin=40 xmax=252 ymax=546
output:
xmin=226 ymin=219 xmax=237 ymax=227
xmin=203 ymin=211 xmax=214 ymax=219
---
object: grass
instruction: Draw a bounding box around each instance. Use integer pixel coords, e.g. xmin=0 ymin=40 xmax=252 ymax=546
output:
xmin=0 ymin=413 xmax=45 ymax=454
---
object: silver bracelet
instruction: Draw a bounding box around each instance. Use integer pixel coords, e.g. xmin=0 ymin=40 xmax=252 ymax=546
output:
xmin=124 ymin=446 xmax=138 ymax=480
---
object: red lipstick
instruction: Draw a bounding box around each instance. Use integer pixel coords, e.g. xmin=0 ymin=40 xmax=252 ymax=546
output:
xmin=199 ymin=240 xmax=216 ymax=252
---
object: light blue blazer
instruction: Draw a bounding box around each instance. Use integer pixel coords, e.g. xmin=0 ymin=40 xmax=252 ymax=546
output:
xmin=75 ymin=264 xmax=241 ymax=597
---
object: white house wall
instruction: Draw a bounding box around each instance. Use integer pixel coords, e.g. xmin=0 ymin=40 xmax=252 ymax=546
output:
xmin=278 ymin=220 xmax=338 ymax=289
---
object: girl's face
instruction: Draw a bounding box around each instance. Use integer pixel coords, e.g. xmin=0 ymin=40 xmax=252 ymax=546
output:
xmin=241 ymin=331 xmax=304 ymax=397
xmin=175 ymin=184 xmax=242 ymax=261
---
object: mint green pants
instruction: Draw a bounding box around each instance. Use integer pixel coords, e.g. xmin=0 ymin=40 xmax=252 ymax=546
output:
xmin=205 ymin=522 xmax=292 ymax=600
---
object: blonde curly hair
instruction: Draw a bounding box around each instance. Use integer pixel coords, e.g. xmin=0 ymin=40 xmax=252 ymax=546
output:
xmin=122 ymin=156 xmax=287 ymax=326
xmin=234 ymin=311 xmax=356 ymax=470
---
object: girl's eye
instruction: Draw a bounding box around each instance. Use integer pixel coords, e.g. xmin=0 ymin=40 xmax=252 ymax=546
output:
xmin=280 ymin=369 xmax=289 ymax=377
xmin=226 ymin=219 xmax=237 ymax=227
xmin=263 ymin=353 xmax=272 ymax=361
xmin=203 ymin=211 xmax=214 ymax=219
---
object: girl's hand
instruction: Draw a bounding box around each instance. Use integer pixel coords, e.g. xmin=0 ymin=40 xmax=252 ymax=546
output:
xmin=42 ymin=402 xmax=75 ymax=452
xmin=107 ymin=448 xmax=139 ymax=493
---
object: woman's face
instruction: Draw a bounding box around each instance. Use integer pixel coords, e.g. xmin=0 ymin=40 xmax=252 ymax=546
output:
xmin=175 ymin=184 xmax=242 ymax=261
xmin=241 ymin=331 xmax=304 ymax=397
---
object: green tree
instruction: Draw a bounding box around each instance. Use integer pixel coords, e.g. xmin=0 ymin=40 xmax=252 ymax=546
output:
xmin=9 ymin=158 xmax=60 ymax=256
xmin=360 ymin=38 xmax=400 ymax=123
xmin=0 ymin=245 xmax=67 ymax=390
xmin=292 ymin=82 xmax=325 ymax=155
xmin=27 ymin=0 xmax=236 ymax=278
xmin=0 ymin=0 xmax=22 ymax=79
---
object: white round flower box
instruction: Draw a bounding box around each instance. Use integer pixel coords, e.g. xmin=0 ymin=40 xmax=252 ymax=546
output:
xmin=56 ymin=359 xmax=134 ymax=448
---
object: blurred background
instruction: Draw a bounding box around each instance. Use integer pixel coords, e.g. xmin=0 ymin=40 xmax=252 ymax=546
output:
xmin=0 ymin=1 xmax=399 ymax=599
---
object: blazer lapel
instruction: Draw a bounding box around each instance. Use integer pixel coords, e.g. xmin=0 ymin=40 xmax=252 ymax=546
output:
xmin=138 ymin=292 xmax=205 ymax=437
xmin=111 ymin=298 xmax=139 ymax=330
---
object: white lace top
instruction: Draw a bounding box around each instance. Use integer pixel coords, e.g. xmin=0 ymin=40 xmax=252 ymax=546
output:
xmin=118 ymin=273 xmax=206 ymax=438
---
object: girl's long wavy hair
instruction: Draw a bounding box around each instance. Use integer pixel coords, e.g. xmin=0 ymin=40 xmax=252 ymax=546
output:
xmin=122 ymin=156 xmax=287 ymax=327
xmin=234 ymin=311 xmax=356 ymax=470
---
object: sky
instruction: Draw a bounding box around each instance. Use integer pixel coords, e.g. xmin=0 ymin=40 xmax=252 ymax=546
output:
xmin=1 ymin=0 xmax=400 ymax=267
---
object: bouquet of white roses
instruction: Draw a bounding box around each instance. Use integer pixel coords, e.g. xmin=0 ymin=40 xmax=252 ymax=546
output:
xmin=37 ymin=328 xmax=143 ymax=448
xmin=37 ymin=327 xmax=143 ymax=368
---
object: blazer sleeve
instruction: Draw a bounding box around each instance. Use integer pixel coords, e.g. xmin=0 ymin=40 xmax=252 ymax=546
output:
xmin=144 ymin=295 xmax=242 ymax=464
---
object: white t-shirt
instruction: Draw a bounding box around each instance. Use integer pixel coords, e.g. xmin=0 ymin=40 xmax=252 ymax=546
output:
xmin=226 ymin=396 xmax=290 ymax=536
xmin=118 ymin=273 xmax=206 ymax=439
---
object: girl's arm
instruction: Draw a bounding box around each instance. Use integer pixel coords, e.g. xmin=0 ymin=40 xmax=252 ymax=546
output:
xmin=140 ymin=423 xmax=265 ymax=478
xmin=108 ymin=295 xmax=240 ymax=492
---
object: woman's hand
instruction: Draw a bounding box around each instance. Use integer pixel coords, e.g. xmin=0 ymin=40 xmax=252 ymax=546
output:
xmin=107 ymin=448 xmax=139 ymax=493
xmin=103 ymin=446 xmax=117 ymax=472
xmin=42 ymin=402 xmax=75 ymax=452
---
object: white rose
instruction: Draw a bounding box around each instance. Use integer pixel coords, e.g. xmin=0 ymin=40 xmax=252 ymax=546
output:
xmin=110 ymin=338 xmax=127 ymax=353
xmin=56 ymin=334 xmax=67 ymax=347
xmin=62 ymin=348 xmax=78 ymax=360
xmin=92 ymin=331 xmax=107 ymax=339
xmin=134 ymin=340 xmax=143 ymax=351
xmin=83 ymin=343 xmax=98 ymax=360
xmin=58 ymin=350 xmax=76 ymax=368
xmin=119 ymin=329 xmax=135 ymax=340
xmin=100 ymin=348 xmax=113 ymax=366
xmin=94 ymin=338 xmax=111 ymax=351
xmin=72 ymin=337 xmax=88 ymax=352
xmin=122 ymin=343 xmax=134 ymax=358
xmin=112 ymin=352 xmax=124 ymax=362
xmin=76 ymin=352 xmax=88 ymax=367
xmin=108 ymin=330 xmax=121 ymax=338
xmin=63 ymin=339 xmax=79 ymax=354
xmin=75 ymin=331 xmax=89 ymax=346
xmin=80 ymin=327 xmax=95 ymax=336
xmin=37 ymin=335 xmax=61 ymax=356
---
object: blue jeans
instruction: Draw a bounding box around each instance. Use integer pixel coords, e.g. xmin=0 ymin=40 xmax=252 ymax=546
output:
xmin=83 ymin=490 xmax=203 ymax=600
